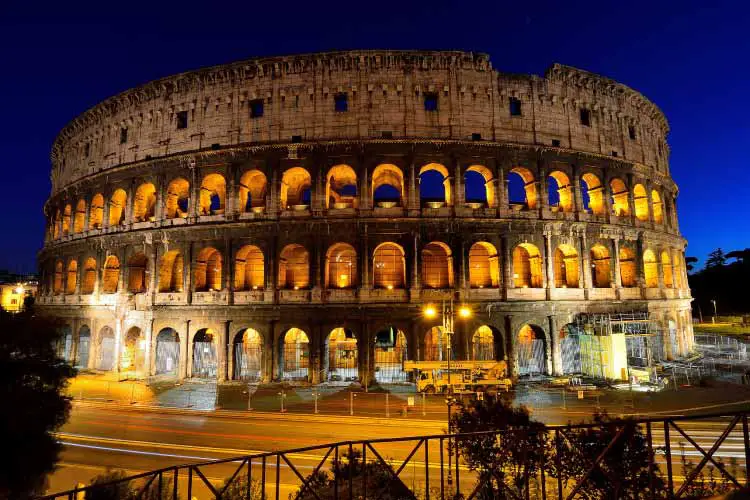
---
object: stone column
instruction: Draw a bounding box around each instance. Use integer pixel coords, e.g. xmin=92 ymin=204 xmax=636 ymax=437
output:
xmin=613 ymin=239 xmax=622 ymax=289
xmin=502 ymin=235 xmax=512 ymax=297
xmin=498 ymin=165 xmax=509 ymax=214
xmin=505 ymin=315 xmax=516 ymax=378
xmin=103 ymin=193 xmax=112 ymax=229
xmin=537 ymin=158 xmax=548 ymax=216
xmin=603 ymin=177 xmax=614 ymax=223
xmin=184 ymin=242 xmax=193 ymax=303
xmin=145 ymin=319 xmax=154 ymax=376
xmin=125 ymin=181 xmax=135 ymax=225
xmin=190 ymin=167 xmax=200 ymax=218
xmin=225 ymin=166 xmax=236 ymax=217
xmin=544 ymin=232 xmax=555 ymax=299
xmin=572 ymin=164 xmax=583 ymax=217
xmin=580 ymin=233 xmax=592 ymax=297
xmin=626 ymin=173 xmax=637 ymax=226
xmin=182 ymin=320 xmax=191 ymax=379
xmin=453 ymin=160 xmax=464 ymax=207
xmin=155 ymin=175 xmax=165 ymax=221
xmin=361 ymin=227 xmax=370 ymax=289
xmin=360 ymin=162 xmax=371 ymax=210
xmin=548 ymin=315 xmax=561 ymax=376
xmin=410 ymin=232 xmax=421 ymax=291
xmin=225 ymin=242 xmax=234 ymax=303
xmin=407 ymin=161 xmax=419 ymax=214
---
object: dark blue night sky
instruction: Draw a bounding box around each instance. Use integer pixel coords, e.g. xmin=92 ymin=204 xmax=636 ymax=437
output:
xmin=1 ymin=0 xmax=747 ymax=273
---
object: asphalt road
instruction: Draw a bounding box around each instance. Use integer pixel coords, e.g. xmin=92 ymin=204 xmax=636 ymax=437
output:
xmin=46 ymin=402 xmax=750 ymax=498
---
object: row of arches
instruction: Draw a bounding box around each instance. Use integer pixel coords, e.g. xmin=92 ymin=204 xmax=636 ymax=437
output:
xmin=49 ymin=163 xmax=674 ymax=239
xmin=49 ymin=242 xmax=686 ymax=295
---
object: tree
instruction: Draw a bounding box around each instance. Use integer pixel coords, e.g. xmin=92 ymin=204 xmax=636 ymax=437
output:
xmin=705 ymin=248 xmax=727 ymax=269
xmin=685 ymin=256 xmax=698 ymax=273
xmin=726 ymin=248 xmax=750 ymax=264
xmin=0 ymin=307 xmax=76 ymax=498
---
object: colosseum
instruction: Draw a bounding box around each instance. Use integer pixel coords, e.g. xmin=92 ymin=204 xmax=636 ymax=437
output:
xmin=37 ymin=50 xmax=693 ymax=385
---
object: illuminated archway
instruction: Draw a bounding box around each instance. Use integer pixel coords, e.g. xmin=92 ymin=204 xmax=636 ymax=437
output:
xmin=280 ymin=167 xmax=311 ymax=209
xmin=512 ymin=243 xmax=542 ymax=288
xmin=548 ymin=171 xmax=573 ymax=212
xmin=374 ymin=326 xmax=407 ymax=383
xmin=652 ymin=190 xmax=664 ymax=224
xmin=234 ymin=245 xmax=264 ymax=291
xmin=279 ymin=244 xmax=309 ymax=289
xmin=280 ymin=328 xmax=309 ymax=380
xmin=372 ymin=164 xmax=404 ymax=207
xmin=133 ymin=182 xmax=156 ymax=222
xmin=421 ymin=242 xmax=453 ymax=289
xmin=517 ymin=324 xmax=547 ymax=376
xmin=238 ymin=170 xmax=267 ymax=212
xmin=192 ymin=329 xmax=217 ymax=378
xmin=109 ymin=189 xmax=127 ymax=226
xmin=73 ymin=199 xmax=87 ymax=233
xmin=472 ymin=325 xmax=500 ymax=361
xmin=468 ymin=242 xmax=499 ymax=288
xmin=53 ymin=261 xmax=63 ymax=294
xmin=465 ymin=165 xmax=495 ymax=207
xmin=373 ymin=242 xmax=405 ymax=289
xmin=554 ymin=244 xmax=579 ymax=288
xmin=424 ymin=326 xmax=451 ymax=361
xmin=326 ymin=164 xmax=358 ymax=209
xmin=643 ymin=249 xmax=658 ymax=288
xmin=81 ymin=257 xmax=97 ymax=294
xmin=53 ymin=210 xmax=61 ymax=239
xmin=89 ymin=193 xmax=105 ymax=229
xmin=65 ymin=260 xmax=78 ymax=294
xmin=661 ymin=250 xmax=673 ymax=288
xmin=62 ymin=204 xmax=72 ymax=235
xmin=127 ymin=253 xmax=148 ymax=293
xmin=96 ymin=326 xmax=115 ymax=371
xmin=155 ymin=328 xmax=180 ymax=376
xmin=419 ymin=163 xmax=451 ymax=207
xmin=325 ymin=243 xmax=357 ymax=289
xmin=634 ymin=184 xmax=649 ymax=221
xmin=199 ymin=174 xmax=226 ymax=215
xmin=580 ymin=173 xmax=605 ymax=215
xmin=165 ymin=177 xmax=190 ymax=218
xmin=325 ymin=328 xmax=358 ymax=381
xmin=233 ymin=328 xmax=263 ymax=381
xmin=508 ymin=167 xmax=537 ymax=210
xmin=590 ymin=244 xmax=612 ymax=288
xmin=158 ymin=250 xmax=184 ymax=292
xmin=619 ymin=247 xmax=637 ymax=287
xmin=121 ymin=327 xmax=145 ymax=374
xmin=102 ymin=255 xmax=120 ymax=293
xmin=673 ymin=253 xmax=683 ymax=289
xmin=610 ymin=179 xmax=630 ymax=217
xmin=77 ymin=325 xmax=91 ymax=369
xmin=194 ymin=247 xmax=222 ymax=292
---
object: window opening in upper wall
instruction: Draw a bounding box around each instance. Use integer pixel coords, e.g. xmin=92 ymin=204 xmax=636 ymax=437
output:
xmin=509 ymin=97 xmax=522 ymax=116
xmin=628 ymin=125 xmax=636 ymax=140
xmin=334 ymin=93 xmax=348 ymax=112
xmin=424 ymin=92 xmax=438 ymax=112
xmin=250 ymin=99 xmax=264 ymax=118
xmin=176 ymin=111 xmax=188 ymax=129
xmin=120 ymin=128 xmax=128 ymax=144
xmin=84 ymin=143 xmax=90 ymax=158
xmin=580 ymin=108 xmax=591 ymax=127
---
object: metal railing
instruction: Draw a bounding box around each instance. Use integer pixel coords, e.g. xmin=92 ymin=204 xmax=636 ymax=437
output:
xmin=42 ymin=410 xmax=750 ymax=500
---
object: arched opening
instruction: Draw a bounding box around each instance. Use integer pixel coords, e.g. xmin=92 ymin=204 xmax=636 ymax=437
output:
xmin=652 ymin=190 xmax=664 ymax=224
xmin=373 ymin=242 xmax=406 ymax=289
xmin=65 ymin=260 xmax=78 ymax=294
xmin=512 ymin=243 xmax=542 ymax=288
xmin=469 ymin=242 xmax=499 ymax=288
xmin=554 ymin=244 xmax=579 ymax=288
xmin=62 ymin=204 xmax=72 ymax=235
xmin=194 ymin=247 xmax=222 ymax=292
xmin=590 ymin=244 xmax=612 ymax=288
xmin=102 ymin=255 xmax=120 ymax=293
xmin=108 ymin=189 xmax=127 ymax=226
xmin=53 ymin=211 xmax=61 ymax=239
xmin=374 ymin=327 xmax=407 ymax=383
xmin=508 ymin=167 xmax=537 ymax=210
xmin=60 ymin=325 xmax=74 ymax=362
xmin=238 ymin=170 xmax=267 ymax=213
xmin=133 ymin=182 xmax=157 ymax=222
xmin=74 ymin=199 xmax=87 ymax=233
xmin=619 ymin=247 xmax=637 ymax=287
xmin=155 ymin=328 xmax=180 ymax=376
xmin=325 ymin=328 xmax=358 ymax=382
xmin=96 ymin=326 xmax=115 ymax=371
xmin=633 ymin=184 xmax=649 ymax=221
xmin=560 ymin=323 xmax=583 ymax=374
xmin=158 ymin=250 xmax=184 ymax=292
xmin=548 ymin=171 xmax=573 ymax=213
xmin=121 ymin=327 xmax=145 ymax=375
xmin=610 ymin=179 xmax=630 ymax=217
xmin=644 ymin=250 xmax=658 ymax=288
xmin=234 ymin=245 xmax=264 ymax=291
xmin=233 ymin=328 xmax=263 ymax=381
xmin=326 ymin=164 xmax=358 ymax=209
xmin=325 ymin=243 xmax=357 ymax=289
xmin=280 ymin=327 xmax=309 ymax=380
xmin=165 ymin=178 xmax=190 ymax=218
xmin=517 ymin=324 xmax=547 ymax=376
xmin=278 ymin=244 xmax=309 ymax=290
xmin=53 ymin=261 xmax=63 ymax=294
xmin=419 ymin=163 xmax=451 ymax=207
xmin=661 ymin=250 xmax=673 ymax=288
xmin=421 ymin=242 xmax=453 ymax=289
xmin=580 ymin=173 xmax=605 ymax=215
xmin=77 ymin=325 xmax=91 ymax=369
xmin=424 ymin=326 xmax=453 ymax=361
xmin=472 ymin=325 xmax=503 ymax=361
xmin=82 ymin=257 xmax=97 ymax=294
xmin=89 ymin=193 xmax=105 ymax=229
xmin=280 ymin=167 xmax=312 ymax=210
xmin=372 ymin=164 xmax=404 ymax=208
xmin=127 ymin=253 xmax=148 ymax=293
xmin=673 ymin=254 xmax=683 ymax=289
xmin=192 ymin=329 xmax=217 ymax=378
xmin=465 ymin=165 xmax=495 ymax=207
xmin=199 ymin=174 xmax=226 ymax=215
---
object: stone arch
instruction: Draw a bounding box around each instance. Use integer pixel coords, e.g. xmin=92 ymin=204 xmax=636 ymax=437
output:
xmin=194 ymin=247 xmax=222 ymax=292
xmin=610 ymin=179 xmax=630 ymax=217
xmin=661 ymin=250 xmax=673 ymax=288
xmin=469 ymin=242 xmax=499 ymax=288
xmin=89 ymin=193 xmax=105 ymax=229
xmin=158 ymin=250 xmax=184 ymax=292
xmin=53 ymin=261 xmax=63 ymax=294
xmin=77 ymin=325 xmax=91 ymax=369
xmin=127 ymin=252 xmax=148 ymax=293
xmin=280 ymin=167 xmax=312 ymax=209
xmin=53 ymin=210 xmax=61 ymax=239
xmin=133 ymin=182 xmax=157 ymax=222
xmin=372 ymin=163 xmax=404 ymax=207
xmin=644 ymin=249 xmax=658 ymax=288
xmin=652 ymin=190 xmax=664 ymax=224
xmin=233 ymin=328 xmax=263 ymax=381
xmin=81 ymin=257 xmax=97 ymax=294
xmin=102 ymin=255 xmax=120 ymax=293
xmin=373 ymin=242 xmax=406 ymax=289
xmin=548 ymin=171 xmax=573 ymax=212
xmin=633 ymin=184 xmax=649 ymax=221
xmin=238 ymin=169 xmax=267 ymax=213
xmin=155 ymin=328 xmax=180 ymax=376
xmin=472 ymin=325 xmax=503 ymax=361
xmin=192 ymin=328 xmax=217 ymax=378
xmin=234 ymin=245 xmax=264 ymax=291
xmin=326 ymin=164 xmax=358 ymax=209
xmin=508 ymin=167 xmax=537 ymax=210
xmin=517 ymin=324 xmax=547 ymax=376
xmin=619 ymin=246 xmax=637 ymax=287
xmin=165 ymin=177 xmax=190 ymax=218
xmin=464 ymin=165 xmax=495 ymax=207
xmin=278 ymin=244 xmax=309 ymax=289
xmin=96 ymin=326 xmax=115 ymax=371
xmin=62 ymin=204 xmax=72 ymax=235
xmin=559 ymin=322 xmax=583 ymax=374
xmin=554 ymin=244 xmax=579 ymax=288
xmin=108 ymin=189 xmax=127 ymax=226
xmin=421 ymin=241 xmax=453 ymax=289
xmin=73 ymin=199 xmax=87 ymax=233
xmin=673 ymin=253 xmax=683 ymax=289
xmin=121 ymin=326 xmax=145 ymax=375
xmin=325 ymin=328 xmax=358 ymax=382
xmin=199 ymin=173 xmax=226 ymax=215
xmin=65 ymin=260 xmax=78 ymax=294
xmin=325 ymin=243 xmax=357 ymax=288
xmin=512 ymin=243 xmax=543 ymax=288
xmin=419 ymin=163 xmax=451 ymax=207
xmin=280 ymin=327 xmax=310 ymax=380
xmin=590 ymin=244 xmax=612 ymax=288
xmin=424 ymin=326 xmax=452 ymax=361
xmin=374 ymin=326 xmax=408 ymax=383
xmin=580 ymin=172 xmax=605 ymax=215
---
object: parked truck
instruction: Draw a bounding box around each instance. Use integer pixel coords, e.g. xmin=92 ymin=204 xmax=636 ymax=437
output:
xmin=403 ymin=360 xmax=512 ymax=394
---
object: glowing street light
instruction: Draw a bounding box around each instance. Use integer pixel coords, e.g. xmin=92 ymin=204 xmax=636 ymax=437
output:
xmin=458 ymin=306 xmax=472 ymax=319
xmin=423 ymin=305 xmax=437 ymax=319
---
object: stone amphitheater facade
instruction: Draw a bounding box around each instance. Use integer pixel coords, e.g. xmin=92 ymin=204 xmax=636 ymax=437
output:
xmin=37 ymin=50 xmax=693 ymax=384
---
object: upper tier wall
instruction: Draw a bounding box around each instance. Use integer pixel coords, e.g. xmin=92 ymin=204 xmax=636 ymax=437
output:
xmin=50 ymin=51 xmax=670 ymax=194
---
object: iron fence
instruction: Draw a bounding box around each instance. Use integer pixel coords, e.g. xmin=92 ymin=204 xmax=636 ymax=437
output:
xmin=42 ymin=410 xmax=750 ymax=500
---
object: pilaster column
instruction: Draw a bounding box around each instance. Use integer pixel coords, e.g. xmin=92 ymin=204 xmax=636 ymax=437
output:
xmin=501 ymin=235 xmax=512 ymax=297
xmin=125 ymin=181 xmax=135 ymax=225
xmin=498 ymin=165 xmax=509 ymax=212
xmin=453 ymin=160 xmax=464 ymax=207
xmin=103 ymin=194 xmax=112 ymax=229
xmin=572 ymin=164 xmax=583 ymax=216
xmin=407 ymin=161 xmax=419 ymax=211
xmin=190 ymin=167 xmax=200 ymax=218
xmin=154 ymin=175 xmax=165 ymax=221
xmin=580 ymin=233 xmax=592 ymax=297
xmin=549 ymin=315 xmax=561 ymax=376
xmin=145 ymin=319 xmax=154 ymax=376
xmin=225 ymin=167 xmax=236 ymax=216
xmin=183 ymin=320 xmax=191 ymax=379
xmin=458 ymin=239 xmax=468 ymax=291
xmin=627 ymin=173 xmax=637 ymax=226
xmin=544 ymin=232 xmax=554 ymax=299
xmin=613 ymin=239 xmax=622 ymax=288
xmin=645 ymin=180 xmax=655 ymax=227
xmin=537 ymin=158 xmax=548 ymax=215
xmin=185 ymin=243 xmax=193 ymax=303
xmin=361 ymin=228 xmax=370 ymax=289
xmin=360 ymin=162 xmax=370 ymax=210
xmin=411 ymin=232 xmax=420 ymax=290
xmin=603 ymin=177 xmax=614 ymax=223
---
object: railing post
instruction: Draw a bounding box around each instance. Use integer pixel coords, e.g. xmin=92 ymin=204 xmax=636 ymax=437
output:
xmin=261 ymin=456 xmax=266 ymax=500
xmin=246 ymin=458 xmax=252 ymax=500
xmin=440 ymin=437 xmax=445 ymax=500
xmin=158 ymin=471 xmax=163 ymax=500
xmin=647 ymin=422 xmax=655 ymax=500
xmin=348 ymin=442 xmax=354 ymax=500
xmin=362 ymin=442 xmax=368 ymax=500
xmin=455 ymin=435 xmax=460 ymax=497
xmin=664 ymin=420 xmax=674 ymax=498
xmin=187 ymin=466 xmax=193 ymax=500
xmin=425 ymin=438 xmax=430 ymax=499
xmin=555 ymin=429 xmax=563 ymax=500
xmin=275 ymin=454 xmax=281 ymax=500
xmin=744 ymin=414 xmax=750 ymax=485
xmin=334 ymin=445 xmax=339 ymax=500
xmin=172 ymin=467 xmax=178 ymax=500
